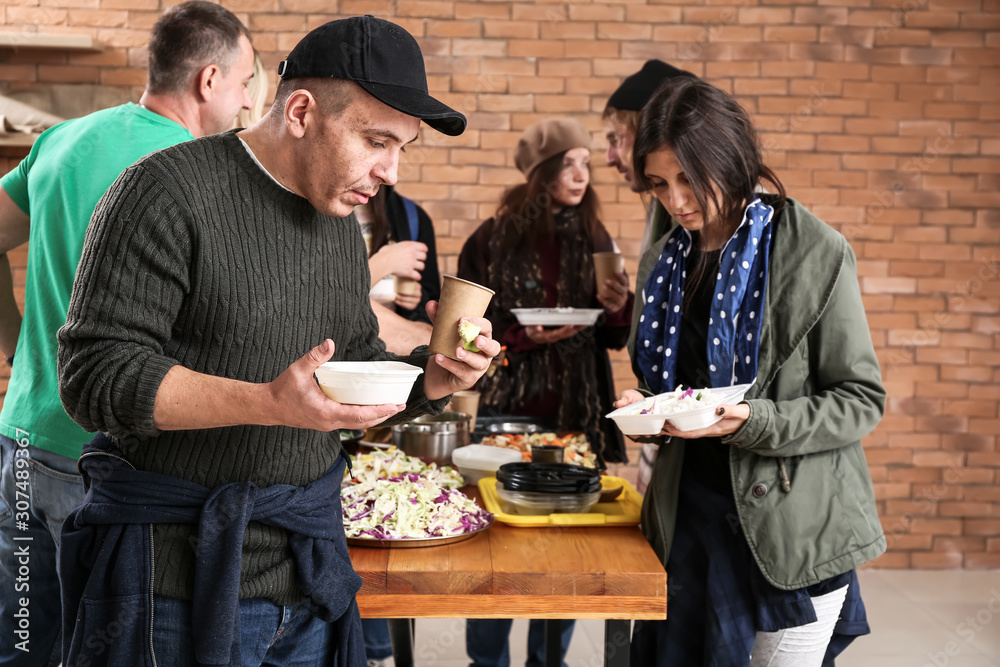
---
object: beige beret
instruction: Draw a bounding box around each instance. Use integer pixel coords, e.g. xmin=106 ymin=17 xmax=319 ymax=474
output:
xmin=514 ymin=118 xmax=591 ymax=177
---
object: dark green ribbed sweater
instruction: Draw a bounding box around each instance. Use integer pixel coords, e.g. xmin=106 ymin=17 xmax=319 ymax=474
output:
xmin=59 ymin=130 xmax=444 ymax=604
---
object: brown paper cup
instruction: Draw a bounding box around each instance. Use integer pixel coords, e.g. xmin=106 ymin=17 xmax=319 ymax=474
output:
xmin=449 ymin=390 xmax=481 ymax=426
xmin=429 ymin=275 xmax=494 ymax=360
xmin=593 ymin=251 xmax=625 ymax=297
xmin=393 ymin=275 xmax=420 ymax=296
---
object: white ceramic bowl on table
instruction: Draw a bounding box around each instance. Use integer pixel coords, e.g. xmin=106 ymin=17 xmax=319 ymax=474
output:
xmin=451 ymin=444 xmax=522 ymax=486
xmin=314 ymin=361 xmax=423 ymax=405
xmin=606 ymin=383 xmax=753 ymax=435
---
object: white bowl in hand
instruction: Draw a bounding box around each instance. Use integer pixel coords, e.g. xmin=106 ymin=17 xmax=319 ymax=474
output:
xmin=606 ymin=383 xmax=753 ymax=436
xmin=314 ymin=361 xmax=423 ymax=405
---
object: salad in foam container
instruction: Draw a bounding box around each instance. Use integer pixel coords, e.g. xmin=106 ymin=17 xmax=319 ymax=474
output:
xmin=606 ymin=383 xmax=753 ymax=436
xmin=342 ymin=447 xmax=493 ymax=541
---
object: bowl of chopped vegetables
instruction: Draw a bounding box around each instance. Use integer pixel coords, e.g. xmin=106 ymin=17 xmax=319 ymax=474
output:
xmin=606 ymin=383 xmax=753 ymax=435
xmin=477 ymin=431 xmax=598 ymax=468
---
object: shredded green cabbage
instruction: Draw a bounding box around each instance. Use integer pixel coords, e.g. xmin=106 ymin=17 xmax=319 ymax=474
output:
xmin=343 ymin=447 xmax=492 ymax=540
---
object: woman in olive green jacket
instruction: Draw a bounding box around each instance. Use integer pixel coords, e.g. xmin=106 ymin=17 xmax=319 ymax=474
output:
xmin=616 ymin=78 xmax=886 ymax=666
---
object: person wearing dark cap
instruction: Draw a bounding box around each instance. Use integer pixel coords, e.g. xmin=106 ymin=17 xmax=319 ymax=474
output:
xmin=603 ymin=59 xmax=695 ymax=255
xmin=55 ymin=15 xmax=497 ymax=667
xmin=602 ymin=59 xmax=696 ymax=496
xmin=458 ymin=118 xmax=633 ymax=667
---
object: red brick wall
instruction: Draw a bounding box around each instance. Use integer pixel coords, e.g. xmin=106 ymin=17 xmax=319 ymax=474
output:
xmin=1 ymin=1 xmax=998 ymax=569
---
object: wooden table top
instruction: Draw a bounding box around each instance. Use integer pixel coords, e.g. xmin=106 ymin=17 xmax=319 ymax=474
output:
xmin=348 ymin=488 xmax=667 ymax=621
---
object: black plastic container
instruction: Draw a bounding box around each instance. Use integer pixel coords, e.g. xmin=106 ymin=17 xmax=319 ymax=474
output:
xmin=496 ymin=462 xmax=601 ymax=494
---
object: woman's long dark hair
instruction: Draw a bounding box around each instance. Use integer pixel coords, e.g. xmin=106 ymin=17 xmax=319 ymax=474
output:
xmin=365 ymin=187 xmax=391 ymax=257
xmin=494 ymin=150 xmax=601 ymax=253
xmin=632 ymin=77 xmax=786 ymax=311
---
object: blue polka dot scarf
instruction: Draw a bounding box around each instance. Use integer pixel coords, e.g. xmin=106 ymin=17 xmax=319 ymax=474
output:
xmin=636 ymin=198 xmax=774 ymax=394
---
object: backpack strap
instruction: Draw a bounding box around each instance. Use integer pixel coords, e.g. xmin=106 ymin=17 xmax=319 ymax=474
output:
xmin=401 ymin=196 xmax=419 ymax=241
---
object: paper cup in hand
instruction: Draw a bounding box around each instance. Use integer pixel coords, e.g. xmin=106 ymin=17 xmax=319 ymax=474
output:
xmin=429 ymin=275 xmax=494 ymax=360
xmin=393 ymin=275 xmax=420 ymax=296
xmin=593 ymin=252 xmax=625 ymax=298
xmin=450 ymin=390 xmax=481 ymax=426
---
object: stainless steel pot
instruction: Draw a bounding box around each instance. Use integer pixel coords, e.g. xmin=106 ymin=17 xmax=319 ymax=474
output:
xmin=391 ymin=411 xmax=471 ymax=467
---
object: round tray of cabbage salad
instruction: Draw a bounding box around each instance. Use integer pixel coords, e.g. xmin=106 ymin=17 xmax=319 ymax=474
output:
xmin=342 ymin=447 xmax=493 ymax=547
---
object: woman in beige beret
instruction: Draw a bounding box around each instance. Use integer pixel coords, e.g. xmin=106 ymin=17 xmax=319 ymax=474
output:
xmin=458 ymin=117 xmax=634 ymax=667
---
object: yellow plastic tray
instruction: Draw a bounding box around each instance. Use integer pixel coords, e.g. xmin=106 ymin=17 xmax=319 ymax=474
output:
xmin=477 ymin=475 xmax=642 ymax=528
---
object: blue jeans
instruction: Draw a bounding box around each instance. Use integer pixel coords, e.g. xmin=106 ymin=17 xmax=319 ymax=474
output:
xmin=362 ymin=618 xmax=392 ymax=660
xmin=467 ymin=618 xmax=575 ymax=667
xmin=152 ymin=595 xmax=331 ymax=666
xmin=0 ymin=433 xmax=85 ymax=667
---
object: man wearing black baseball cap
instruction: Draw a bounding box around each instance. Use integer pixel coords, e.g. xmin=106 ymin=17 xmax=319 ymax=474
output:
xmin=276 ymin=15 xmax=466 ymax=137
xmin=57 ymin=16 xmax=493 ymax=666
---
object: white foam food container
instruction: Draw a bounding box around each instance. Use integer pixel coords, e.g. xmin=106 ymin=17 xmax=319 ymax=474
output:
xmin=605 ymin=396 xmax=665 ymax=436
xmin=451 ymin=444 xmax=522 ymax=486
xmin=606 ymin=383 xmax=754 ymax=435
xmin=314 ymin=361 xmax=423 ymax=405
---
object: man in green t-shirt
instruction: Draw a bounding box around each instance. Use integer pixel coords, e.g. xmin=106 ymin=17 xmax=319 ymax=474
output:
xmin=0 ymin=3 xmax=254 ymax=664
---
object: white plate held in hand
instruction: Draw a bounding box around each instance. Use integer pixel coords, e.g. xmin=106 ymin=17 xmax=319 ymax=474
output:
xmin=510 ymin=308 xmax=603 ymax=327
xmin=605 ymin=383 xmax=753 ymax=435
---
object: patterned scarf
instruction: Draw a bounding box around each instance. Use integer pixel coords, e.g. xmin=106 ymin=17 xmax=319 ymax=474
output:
xmin=637 ymin=198 xmax=774 ymax=394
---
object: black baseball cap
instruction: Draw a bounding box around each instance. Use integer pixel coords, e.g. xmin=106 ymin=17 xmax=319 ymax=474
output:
xmin=604 ymin=59 xmax=696 ymax=113
xmin=277 ymin=15 xmax=466 ymax=136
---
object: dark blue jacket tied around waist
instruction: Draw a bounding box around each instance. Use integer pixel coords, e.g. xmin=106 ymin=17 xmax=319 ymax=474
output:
xmin=60 ymin=433 xmax=365 ymax=667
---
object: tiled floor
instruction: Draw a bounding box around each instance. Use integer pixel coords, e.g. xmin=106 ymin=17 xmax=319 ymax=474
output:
xmin=376 ymin=569 xmax=1000 ymax=666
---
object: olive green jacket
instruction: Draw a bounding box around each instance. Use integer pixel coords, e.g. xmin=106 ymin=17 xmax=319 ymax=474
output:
xmin=628 ymin=196 xmax=887 ymax=591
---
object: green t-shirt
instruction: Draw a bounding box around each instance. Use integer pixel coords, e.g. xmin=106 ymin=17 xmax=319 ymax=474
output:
xmin=0 ymin=103 xmax=193 ymax=459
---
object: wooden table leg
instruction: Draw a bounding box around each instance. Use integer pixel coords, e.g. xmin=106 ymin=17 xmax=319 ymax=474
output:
xmin=604 ymin=619 xmax=631 ymax=667
xmin=387 ymin=618 xmax=415 ymax=667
